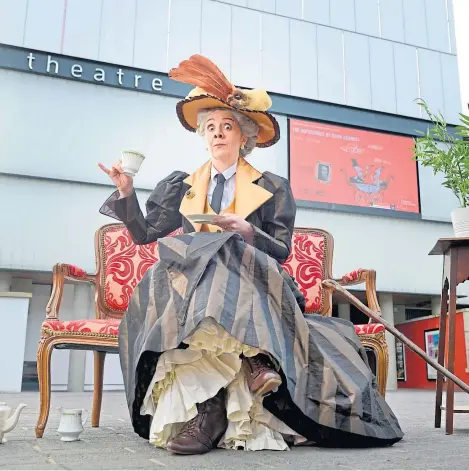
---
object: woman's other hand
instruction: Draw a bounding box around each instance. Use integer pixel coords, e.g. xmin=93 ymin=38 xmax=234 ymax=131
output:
xmin=98 ymin=161 xmax=134 ymax=198
xmin=212 ymin=214 xmax=254 ymax=244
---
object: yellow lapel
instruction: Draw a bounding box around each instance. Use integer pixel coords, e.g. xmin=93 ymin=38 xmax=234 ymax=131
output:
xmin=179 ymin=160 xmax=212 ymax=232
xmin=235 ymin=158 xmax=273 ymax=220
xmin=179 ymin=158 xmax=273 ymax=231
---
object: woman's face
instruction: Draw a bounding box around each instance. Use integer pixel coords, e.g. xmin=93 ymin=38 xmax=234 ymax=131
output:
xmin=204 ymin=110 xmax=246 ymax=164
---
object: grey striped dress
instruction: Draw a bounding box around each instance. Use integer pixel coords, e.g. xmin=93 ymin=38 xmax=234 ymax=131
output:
xmin=100 ymin=165 xmax=404 ymax=447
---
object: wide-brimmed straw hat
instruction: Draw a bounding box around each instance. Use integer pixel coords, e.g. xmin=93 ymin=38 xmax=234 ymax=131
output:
xmin=169 ymin=55 xmax=280 ymax=148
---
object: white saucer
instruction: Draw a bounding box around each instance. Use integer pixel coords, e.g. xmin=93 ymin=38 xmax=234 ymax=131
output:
xmin=186 ymin=213 xmax=218 ymax=224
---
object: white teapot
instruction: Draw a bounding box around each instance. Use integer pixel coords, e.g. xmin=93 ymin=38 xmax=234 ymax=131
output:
xmin=0 ymin=402 xmax=27 ymax=443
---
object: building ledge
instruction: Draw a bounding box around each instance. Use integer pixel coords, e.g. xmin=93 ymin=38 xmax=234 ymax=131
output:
xmin=0 ymin=291 xmax=32 ymax=298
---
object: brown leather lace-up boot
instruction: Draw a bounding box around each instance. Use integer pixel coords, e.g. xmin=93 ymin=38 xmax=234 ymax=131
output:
xmin=243 ymin=354 xmax=282 ymax=396
xmin=166 ymin=389 xmax=228 ymax=455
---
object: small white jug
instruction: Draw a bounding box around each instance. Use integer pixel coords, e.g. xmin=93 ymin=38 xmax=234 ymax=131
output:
xmin=57 ymin=407 xmax=88 ymax=442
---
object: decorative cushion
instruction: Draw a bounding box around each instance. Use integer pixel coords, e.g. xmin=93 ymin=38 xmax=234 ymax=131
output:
xmin=42 ymin=318 xmax=121 ymax=336
xmin=354 ymin=323 xmax=385 ymax=335
xmin=281 ymin=230 xmax=328 ymax=313
xmin=101 ymin=227 xmax=183 ymax=312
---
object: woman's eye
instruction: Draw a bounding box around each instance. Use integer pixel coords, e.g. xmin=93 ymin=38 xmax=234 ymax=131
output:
xmin=224 ymin=123 xmax=232 ymax=130
xmin=207 ymin=125 xmax=214 ymax=131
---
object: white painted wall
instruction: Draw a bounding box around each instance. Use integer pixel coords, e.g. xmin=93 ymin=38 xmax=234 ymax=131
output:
xmin=2 ymin=279 xmax=94 ymax=392
xmin=0 ymin=70 xmax=287 ymax=191
xmin=419 ymin=163 xmax=460 ymax=222
xmin=23 ymin=284 xmax=51 ymax=363
xmin=454 ymin=0 xmax=469 ymax=111
xmin=84 ymin=351 xmax=123 ymax=391
xmin=0 ymin=0 xmax=462 ymax=122
xmin=0 ymin=295 xmax=30 ymax=392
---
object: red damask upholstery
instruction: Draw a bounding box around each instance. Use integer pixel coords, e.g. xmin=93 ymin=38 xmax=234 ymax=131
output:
xmin=100 ymin=227 xmax=183 ymax=312
xmin=42 ymin=319 xmax=120 ymax=336
xmin=281 ymin=230 xmax=327 ymax=313
xmin=69 ymin=264 xmax=86 ymax=277
xmin=99 ymin=227 xmax=369 ymax=320
xmin=101 ymin=227 xmax=330 ymax=315
xmin=340 ymin=269 xmax=364 ymax=283
xmin=354 ymin=323 xmax=385 ymax=335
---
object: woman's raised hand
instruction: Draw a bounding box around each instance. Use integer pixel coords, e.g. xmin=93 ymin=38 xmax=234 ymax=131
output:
xmin=98 ymin=161 xmax=134 ymax=198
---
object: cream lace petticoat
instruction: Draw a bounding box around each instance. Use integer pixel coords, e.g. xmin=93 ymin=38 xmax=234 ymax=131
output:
xmin=140 ymin=317 xmax=306 ymax=451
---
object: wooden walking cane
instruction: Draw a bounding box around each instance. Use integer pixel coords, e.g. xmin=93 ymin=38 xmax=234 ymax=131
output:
xmin=322 ymin=279 xmax=469 ymax=394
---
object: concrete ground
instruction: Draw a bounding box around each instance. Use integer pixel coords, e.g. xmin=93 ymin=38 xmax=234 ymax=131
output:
xmin=1 ymin=389 xmax=469 ymax=470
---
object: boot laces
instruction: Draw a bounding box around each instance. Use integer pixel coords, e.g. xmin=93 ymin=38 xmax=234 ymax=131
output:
xmin=179 ymin=415 xmax=200 ymax=439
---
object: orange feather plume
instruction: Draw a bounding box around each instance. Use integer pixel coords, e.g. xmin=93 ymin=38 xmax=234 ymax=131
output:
xmin=169 ymin=55 xmax=234 ymax=100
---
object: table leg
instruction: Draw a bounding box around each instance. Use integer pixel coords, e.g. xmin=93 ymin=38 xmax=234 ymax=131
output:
xmin=435 ymin=280 xmax=448 ymax=428
xmin=445 ymin=249 xmax=458 ymax=435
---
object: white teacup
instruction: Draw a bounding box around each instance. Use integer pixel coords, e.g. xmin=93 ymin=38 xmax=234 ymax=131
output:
xmin=121 ymin=150 xmax=145 ymax=177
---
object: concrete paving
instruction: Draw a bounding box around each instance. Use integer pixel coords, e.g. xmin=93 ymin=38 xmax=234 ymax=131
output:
xmin=1 ymin=389 xmax=469 ymax=469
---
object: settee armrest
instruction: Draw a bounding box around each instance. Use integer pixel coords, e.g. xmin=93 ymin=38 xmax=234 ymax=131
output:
xmin=46 ymin=263 xmax=97 ymax=320
xmin=331 ymin=268 xmax=381 ymax=316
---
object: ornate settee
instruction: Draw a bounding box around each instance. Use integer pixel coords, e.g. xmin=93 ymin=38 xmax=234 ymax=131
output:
xmin=35 ymin=224 xmax=387 ymax=437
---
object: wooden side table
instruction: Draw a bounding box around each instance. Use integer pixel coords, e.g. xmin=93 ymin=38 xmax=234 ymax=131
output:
xmin=429 ymin=237 xmax=469 ymax=435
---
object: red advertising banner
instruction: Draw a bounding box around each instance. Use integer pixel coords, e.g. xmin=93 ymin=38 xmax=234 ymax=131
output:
xmin=289 ymin=119 xmax=420 ymax=214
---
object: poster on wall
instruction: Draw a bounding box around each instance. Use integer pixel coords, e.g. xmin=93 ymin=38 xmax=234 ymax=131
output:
xmin=289 ymin=119 xmax=420 ymax=218
xmin=395 ymin=339 xmax=406 ymax=381
xmin=424 ymin=329 xmax=440 ymax=380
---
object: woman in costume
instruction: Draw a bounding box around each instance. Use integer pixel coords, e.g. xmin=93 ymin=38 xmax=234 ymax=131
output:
xmin=99 ymin=55 xmax=403 ymax=455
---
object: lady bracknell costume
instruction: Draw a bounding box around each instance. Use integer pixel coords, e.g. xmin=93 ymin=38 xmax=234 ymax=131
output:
xmin=100 ymin=55 xmax=403 ymax=454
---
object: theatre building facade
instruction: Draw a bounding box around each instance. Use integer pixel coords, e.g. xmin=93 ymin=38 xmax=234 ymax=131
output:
xmin=0 ymin=0 xmax=466 ymax=393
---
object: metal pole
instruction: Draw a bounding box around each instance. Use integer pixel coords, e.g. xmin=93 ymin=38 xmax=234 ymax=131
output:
xmin=322 ymin=279 xmax=469 ymax=394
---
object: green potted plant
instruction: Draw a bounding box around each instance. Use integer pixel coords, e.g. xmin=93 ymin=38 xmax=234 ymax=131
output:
xmin=412 ymin=99 xmax=469 ymax=237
